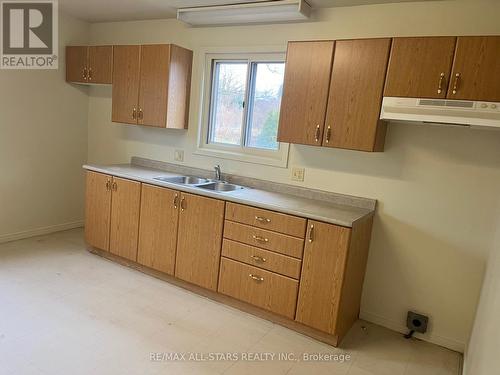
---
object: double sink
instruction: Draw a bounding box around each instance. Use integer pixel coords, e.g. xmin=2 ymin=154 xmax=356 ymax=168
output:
xmin=153 ymin=175 xmax=245 ymax=193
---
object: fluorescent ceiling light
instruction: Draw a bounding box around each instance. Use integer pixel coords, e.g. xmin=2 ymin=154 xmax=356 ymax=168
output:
xmin=177 ymin=0 xmax=312 ymax=26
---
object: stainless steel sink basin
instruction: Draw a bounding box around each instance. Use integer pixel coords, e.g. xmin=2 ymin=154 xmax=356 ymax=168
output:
xmin=197 ymin=182 xmax=245 ymax=192
xmin=154 ymin=176 xmax=212 ymax=185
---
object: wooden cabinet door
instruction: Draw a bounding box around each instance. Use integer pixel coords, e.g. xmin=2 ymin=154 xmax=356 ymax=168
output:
xmin=109 ymin=177 xmax=141 ymax=261
xmin=384 ymin=37 xmax=456 ymax=99
xmin=296 ymin=221 xmax=351 ymax=335
xmin=323 ymin=38 xmax=391 ymax=152
xmin=175 ymin=193 xmax=225 ymax=290
xmin=66 ymin=46 xmax=88 ymax=83
xmin=137 ymin=184 xmax=179 ymax=275
xmin=138 ymin=44 xmax=170 ymax=127
xmin=85 ymin=171 xmax=112 ymax=250
xmin=112 ymin=45 xmax=141 ymax=124
xmin=88 ymin=46 xmax=113 ymax=84
xmin=447 ymin=36 xmax=500 ymax=101
xmin=277 ymin=41 xmax=335 ymax=146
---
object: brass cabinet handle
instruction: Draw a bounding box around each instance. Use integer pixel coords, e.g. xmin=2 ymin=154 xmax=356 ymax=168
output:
xmin=255 ymin=216 xmax=271 ymax=224
xmin=437 ymin=72 xmax=445 ymax=94
xmin=88 ymin=67 xmax=93 ymax=81
xmin=308 ymin=224 xmax=314 ymax=243
xmin=249 ymin=274 xmax=264 ymax=282
xmin=314 ymin=125 xmax=321 ymax=142
xmin=132 ymin=107 xmax=137 ymax=119
xmin=325 ymin=126 xmax=331 ymax=144
xmin=251 ymin=255 xmax=266 ymax=263
xmin=173 ymin=193 xmax=179 ymax=209
xmin=82 ymin=67 xmax=87 ymax=80
xmin=105 ymin=180 xmax=112 ymax=191
xmin=138 ymin=107 xmax=143 ymax=120
xmin=180 ymin=196 xmax=186 ymax=211
xmin=452 ymin=73 xmax=461 ymax=95
xmin=253 ymin=235 xmax=269 ymax=243
xmin=111 ymin=181 xmax=117 ymax=191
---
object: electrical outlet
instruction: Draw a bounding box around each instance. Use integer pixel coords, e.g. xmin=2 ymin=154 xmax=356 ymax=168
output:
xmin=174 ymin=150 xmax=184 ymax=162
xmin=291 ymin=167 xmax=305 ymax=182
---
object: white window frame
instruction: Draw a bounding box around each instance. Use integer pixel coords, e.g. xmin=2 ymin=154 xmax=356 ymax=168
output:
xmin=196 ymin=49 xmax=289 ymax=168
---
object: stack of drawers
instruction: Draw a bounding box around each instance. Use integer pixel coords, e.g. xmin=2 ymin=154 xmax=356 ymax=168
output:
xmin=218 ymin=203 xmax=307 ymax=319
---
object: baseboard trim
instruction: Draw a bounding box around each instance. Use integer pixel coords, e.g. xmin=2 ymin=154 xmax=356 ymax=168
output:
xmin=0 ymin=221 xmax=84 ymax=244
xmin=360 ymin=310 xmax=465 ymax=353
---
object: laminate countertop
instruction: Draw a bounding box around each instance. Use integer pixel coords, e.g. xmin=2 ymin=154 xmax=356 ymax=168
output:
xmin=83 ymin=163 xmax=376 ymax=228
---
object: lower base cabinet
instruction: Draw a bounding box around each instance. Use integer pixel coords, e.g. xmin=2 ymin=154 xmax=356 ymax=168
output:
xmin=295 ymin=221 xmax=351 ymax=333
xmin=296 ymin=219 xmax=373 ymax=339
xmin=84 ymin=171 xmax=373 ymax=346
xmin=85 ymin=171 xmax=112 ymax=251
xmin=109 ymin=177 xmax=141 ymax=261
xmin=174 ymin=193 xmax=225 ymax=291
xmin=218 ymin=257 xmax=299 ymax=319
xmin=137 ymin=184 xmax=179 ymax=275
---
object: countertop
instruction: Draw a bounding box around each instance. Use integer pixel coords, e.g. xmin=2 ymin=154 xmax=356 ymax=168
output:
xmin=83 ymin=163 xmax=375 ymax=228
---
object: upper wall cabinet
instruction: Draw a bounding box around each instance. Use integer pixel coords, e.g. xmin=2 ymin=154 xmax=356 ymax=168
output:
xmin=384 ymin=37 xmax=456 ymax=99
xmin=323 ymin=38 xmax=390 ymax=152
xmin=448 ymin=36 xmax=500 ymax=102
xmin=112 ymin=44 xmax=193 ymax=128
xmin=277 ymin=41 xmax=335 ymax=146
xmin=278 ymin=39 xmax=390 ymax=152
xmin=385 ymin=36 xmax=500 ymax=102
xmin=66 ymin=46 xmax=113 ymax=84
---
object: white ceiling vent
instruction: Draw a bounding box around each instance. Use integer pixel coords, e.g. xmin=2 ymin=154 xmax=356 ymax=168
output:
xmin=177 ymin=0 xmax=312 ymax=26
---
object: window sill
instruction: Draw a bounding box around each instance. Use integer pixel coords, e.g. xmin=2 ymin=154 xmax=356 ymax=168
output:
xmin=194 ymin=144 xmax=290 ymax=168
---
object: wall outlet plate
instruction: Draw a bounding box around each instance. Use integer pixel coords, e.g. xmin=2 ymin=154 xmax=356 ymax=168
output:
xmin=291 ymin=167 xmax=305 ymax=182
xmin=407 ymin=311 xmax=428 ymax=333
xmin=174 ymin=150 xmax=184 ymax=162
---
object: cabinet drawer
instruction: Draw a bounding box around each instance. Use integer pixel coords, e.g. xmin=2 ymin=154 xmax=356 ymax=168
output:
xmin=222 ymin=239 xmax=302 ymax=279
xmin=218 ymin=258 xmax=299 ymax=319
xmin=224 ymin=221 xmax=304 ymax=259
xmin=225 ymin=203 xmax=306 ymax=238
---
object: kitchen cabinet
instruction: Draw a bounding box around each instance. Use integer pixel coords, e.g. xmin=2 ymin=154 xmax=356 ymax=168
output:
xmin=109 ymin=177 xmax=141 ymax=261
xmin=218 ymin=257 xmax=299 ymax=319
xmin=295 ymin=221 xmax=351 ymax=334
xmin=277 ymin=41 xmax=335 ymax=145
xmin=112 ymin=44 xmax=193 ymax=128
xmin=384 ymin=37 xmax=456 ymax=99
xmin=296 ymin=218 xmax=372 ymax=339
xmin=223 ymin=220 xmax=304 ymax=259
xmin=66 ymin=46 xmax=113 ymax=84
xmin=84 ymin=172 xmax=374 ymax=346
xmin=111 ymin=45 xmax=142 ymax=125
xmin=175 ymin=193 xmax=225 ymax=290
xmin=219 ymin=203 xmax=305 ymax=318
xmin=448 ymin=36 xmax=500 ymax=101
xmin=221 ymin=239 xmax=302 ymax=279
xmin=277 ymin=39 xmax=390 ymax=152
xmin=225 ymin=202 xmax=306 ymax=237
xmin=384 ymin=36 xmax=500 ymax=102
xmin=323 ymin=38 xmax=390 ymax=152
xmin=85 ymin=171 xmax=112 ymax=251
xmin=137 ymin=184 xmax=179 ymax=275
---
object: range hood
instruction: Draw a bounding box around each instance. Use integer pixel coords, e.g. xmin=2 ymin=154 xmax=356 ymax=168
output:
xmin=380 ymin=97 xmax=500 ymax=129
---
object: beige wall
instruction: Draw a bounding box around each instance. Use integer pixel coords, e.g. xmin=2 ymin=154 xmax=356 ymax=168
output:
xmin=464 ymin=218 xmax=500 ymax=374
xmin=87 ymin=0 xmax=500 ymax=351
xmin=0 ymin=12 xmax=89 ymax=242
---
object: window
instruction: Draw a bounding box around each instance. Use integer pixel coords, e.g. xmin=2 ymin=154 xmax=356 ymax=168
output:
xmin=198 ymin=52 xmax=289 ymax=167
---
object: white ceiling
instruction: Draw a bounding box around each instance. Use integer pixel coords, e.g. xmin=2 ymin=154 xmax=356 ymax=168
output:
xmin=59 ymin=0 xmax=441 ymax=23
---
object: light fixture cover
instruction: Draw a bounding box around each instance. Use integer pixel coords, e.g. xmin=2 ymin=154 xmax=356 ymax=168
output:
xmin=177 ymin=0 xmax=312 ymax=26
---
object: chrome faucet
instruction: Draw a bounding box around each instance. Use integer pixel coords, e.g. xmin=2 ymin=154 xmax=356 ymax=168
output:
xmin=214 ymin=165 xmax=222 ymax=181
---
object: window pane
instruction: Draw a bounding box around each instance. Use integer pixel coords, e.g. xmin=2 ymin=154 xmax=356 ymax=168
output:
xmin=209 ymin=62 xmax=248 ymax=145
xmin=246 ymin=62 xmax=285 ymax=150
